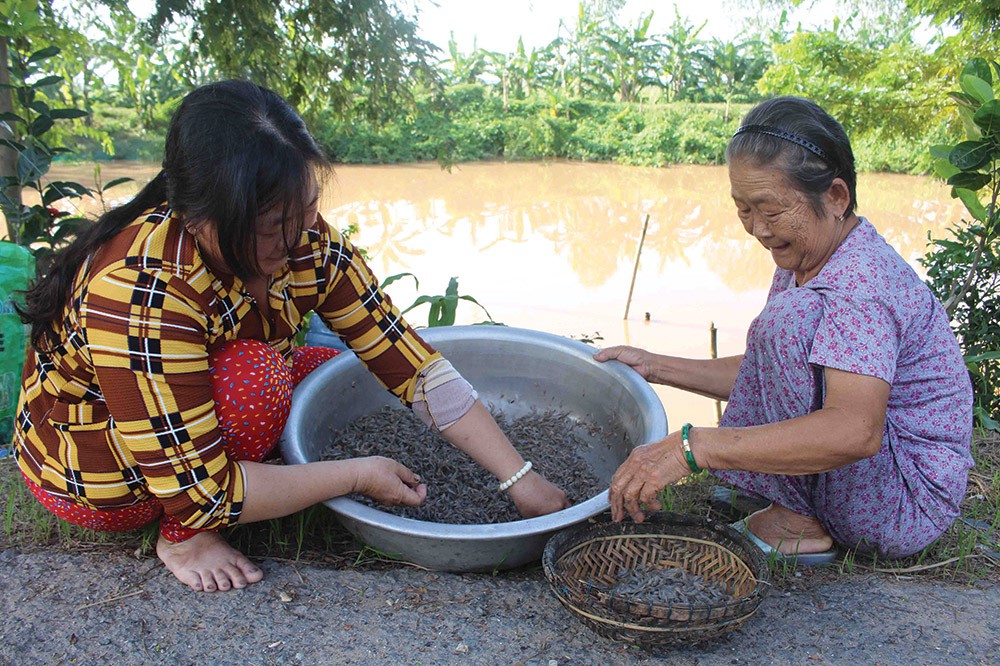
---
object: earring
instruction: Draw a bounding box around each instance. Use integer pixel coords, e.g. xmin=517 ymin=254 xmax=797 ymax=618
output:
xmin=836 ymin=214 xmax=846 ymax=223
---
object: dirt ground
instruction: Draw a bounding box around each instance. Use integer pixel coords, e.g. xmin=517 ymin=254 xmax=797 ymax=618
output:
xmin=0 ymin=546 xmax=996 ymax=666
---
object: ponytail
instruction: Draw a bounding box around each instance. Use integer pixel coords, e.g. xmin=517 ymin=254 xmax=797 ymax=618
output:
xmin=17 ymin=171 xmax=168 ymax=351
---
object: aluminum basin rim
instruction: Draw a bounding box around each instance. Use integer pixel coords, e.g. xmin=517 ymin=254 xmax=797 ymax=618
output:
xmin=323 ymin=490 xmax=611 ymax=541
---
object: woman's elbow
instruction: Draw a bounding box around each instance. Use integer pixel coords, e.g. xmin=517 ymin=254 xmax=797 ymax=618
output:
xmin=853 ymin=420 xmax=885 ymax=459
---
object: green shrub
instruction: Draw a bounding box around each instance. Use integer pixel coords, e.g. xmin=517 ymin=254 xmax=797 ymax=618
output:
xmin=919 ymin=58 xmax=1000 ymax=430
xmin=447 ymin=117 xmax=506 ymax=160
xmin=303 ymin=88 xmax=942 ymax=171
xmin=674 ymin=109 xmax=737 ymax=164
xmin=501 ymin=115 xmax=566 ymax=160
xmin=315 ymin=120 xmax=417 ymax=164
xmin=853 ymin=121 xmax=958 ymax=175
xmin=565 ymin=116 xmax=627 ymax=161
xmin=922 ymin=225 xmax=1000 ymax=428
xmin=622 ymin=119 xmax=682 ymax=166
xmin=443 ymin=84 xmax=503 ymax=117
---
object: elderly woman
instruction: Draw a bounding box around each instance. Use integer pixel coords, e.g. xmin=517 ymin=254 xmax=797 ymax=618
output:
xmin=597 ymin=96 xmax=973 ymax=563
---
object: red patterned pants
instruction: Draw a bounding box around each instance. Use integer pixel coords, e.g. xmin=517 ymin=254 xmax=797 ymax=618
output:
xmin=22 ymin=341 xmax=339 ymax=542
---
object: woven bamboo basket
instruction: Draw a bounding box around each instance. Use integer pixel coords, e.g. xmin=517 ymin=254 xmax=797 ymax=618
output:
xmin=542 ymin=512 xmax=771 ymax=651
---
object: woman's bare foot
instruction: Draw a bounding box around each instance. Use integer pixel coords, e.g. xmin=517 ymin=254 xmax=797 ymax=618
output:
xmin=746 ymin=504 xmax=834 ymax=555
xmin=156 ymin=532 xmax=264 ymax=592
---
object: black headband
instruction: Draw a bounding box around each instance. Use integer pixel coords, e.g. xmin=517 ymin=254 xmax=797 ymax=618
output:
xmin=733 ymin=124 xmax=828 ymax=161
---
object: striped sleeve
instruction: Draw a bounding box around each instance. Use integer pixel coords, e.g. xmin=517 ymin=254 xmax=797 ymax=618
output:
xmin=312 ymin=225 xmax=441 ymax=406
xmin=81 ymin=264 xmax=244 ymax=530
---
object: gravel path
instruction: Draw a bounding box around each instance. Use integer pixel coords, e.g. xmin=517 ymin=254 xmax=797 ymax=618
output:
xmin=0 ymin=548 xmax=996 ymax=665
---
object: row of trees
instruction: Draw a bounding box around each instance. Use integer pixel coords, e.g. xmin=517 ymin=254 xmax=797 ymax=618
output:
xmin=4 ymin=0 xmax=774 ymax=138
xmin=442 ymin=5 xmax=771 ymax=113
xmin=5 ymin=1 xmax=998 ymax=139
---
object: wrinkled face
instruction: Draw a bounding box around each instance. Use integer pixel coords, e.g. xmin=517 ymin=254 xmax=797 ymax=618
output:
xmin=729 ymin=157 xmax=842 ymax=285
xmin=253 ymin=177 xmax=320 ymax=277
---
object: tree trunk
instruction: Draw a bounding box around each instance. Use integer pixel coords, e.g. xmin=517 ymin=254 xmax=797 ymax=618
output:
xmin=0 ymin=37 xmax=20 ymax=242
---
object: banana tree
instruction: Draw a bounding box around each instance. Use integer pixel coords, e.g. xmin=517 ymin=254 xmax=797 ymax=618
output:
xmin=594 ymin=11 xmax=659 ymax=103
xmin=443 ymin=34 xmax=487 ymax=85
xmin=657 ymin=7 xmax=708 ymax=102
xmin=702 ymin=35 xmax=770 ymax=121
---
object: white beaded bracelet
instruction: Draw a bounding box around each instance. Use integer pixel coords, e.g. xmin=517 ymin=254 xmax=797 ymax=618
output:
xmin=498 ymin=461 xmax=533 ymax=492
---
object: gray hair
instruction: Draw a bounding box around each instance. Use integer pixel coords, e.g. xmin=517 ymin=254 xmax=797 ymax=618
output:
xmin=726 ymin=96 xmax=857 ymax=218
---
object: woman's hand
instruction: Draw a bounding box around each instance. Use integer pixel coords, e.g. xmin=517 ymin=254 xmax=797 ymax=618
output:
xmin=438 ymin=401 xmax=570 ymax=518
xmin=506 ymin=471 xmax=570 ymax=518
xmin=351 ymin=456 xmax=428 ymax=507
xmin=593 ymin=345 xmax=657 ymax=382
xmin=608 ymin=432 xmax=691 ymax=523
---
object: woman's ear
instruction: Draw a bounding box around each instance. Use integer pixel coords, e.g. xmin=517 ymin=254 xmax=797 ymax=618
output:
xmin=826 ymin=177 xmax=852 ymax=218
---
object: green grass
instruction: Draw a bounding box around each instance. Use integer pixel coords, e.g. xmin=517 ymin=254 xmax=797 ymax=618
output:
xmin=1 ymin=430 xmax=997 ymax=583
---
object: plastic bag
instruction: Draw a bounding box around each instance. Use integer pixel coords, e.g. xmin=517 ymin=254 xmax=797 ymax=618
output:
xmin=0 ymin=241 xmax=34 ymax=449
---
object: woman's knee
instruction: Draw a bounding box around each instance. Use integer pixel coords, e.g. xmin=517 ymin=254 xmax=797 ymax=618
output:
xmin=209 ymin=339 xmax=293 ymax=461
xmin=814 ymin=457 xmax=950 ymax=558
xmin=208 ymin=341 xmax=340 ymax=460
xmin=290 ymin=345 xmax=340 ymax=386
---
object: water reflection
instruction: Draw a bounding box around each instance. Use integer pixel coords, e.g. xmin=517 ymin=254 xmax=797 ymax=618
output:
xmin=46 ymin=160 xmax=962 ymax=428
xmin=327 ymin=162 xmax=960 ymax=292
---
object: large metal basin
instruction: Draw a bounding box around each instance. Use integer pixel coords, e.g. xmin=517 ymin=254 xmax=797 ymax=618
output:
xmin=280 ymin=325 xmax=667 ymax=572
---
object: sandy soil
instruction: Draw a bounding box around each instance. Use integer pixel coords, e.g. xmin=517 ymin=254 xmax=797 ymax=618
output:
xmin=0 ymin=547 xmax=996 ymax=666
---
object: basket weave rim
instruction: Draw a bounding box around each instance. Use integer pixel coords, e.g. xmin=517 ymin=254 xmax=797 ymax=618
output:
xmin=542 ymin=512 xmax=772 ymax=649
xmin=550 ymin=585 xmax=762 ymax=634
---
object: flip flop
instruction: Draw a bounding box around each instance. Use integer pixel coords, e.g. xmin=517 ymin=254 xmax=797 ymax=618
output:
xmin=730 ymin=517 xmax=838 ymax=566
xmin=709 ymin=485 xmax=770 ymax=520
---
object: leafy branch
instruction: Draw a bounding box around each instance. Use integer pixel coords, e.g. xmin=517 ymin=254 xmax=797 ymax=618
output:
xmin=0 ymin=23 xmax=130 ymax=275
xmin=923 ymin=57 xmax=1000 ymax=430
xmin=928 ymin=59 xmax=1000 ymax=317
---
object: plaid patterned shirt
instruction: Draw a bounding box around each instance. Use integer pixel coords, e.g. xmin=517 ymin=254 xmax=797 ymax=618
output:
xmin=13 ymin=205 xmax=440 ymax=530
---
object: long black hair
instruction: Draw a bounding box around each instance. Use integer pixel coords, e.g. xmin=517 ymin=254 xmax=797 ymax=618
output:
xmin=19 ymin=79 xmax=329 ymax=350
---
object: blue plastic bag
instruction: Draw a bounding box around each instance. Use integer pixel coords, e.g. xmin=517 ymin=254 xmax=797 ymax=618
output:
xmin=0 ymin=241 xmax=34 ymax=448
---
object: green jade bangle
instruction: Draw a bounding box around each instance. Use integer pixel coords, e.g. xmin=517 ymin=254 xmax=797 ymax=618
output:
xmin=681 ymin=423 xmax=703 ymax=474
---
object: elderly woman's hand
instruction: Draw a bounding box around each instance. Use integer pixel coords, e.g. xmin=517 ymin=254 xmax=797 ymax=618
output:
xmin=608 ymin=432 xmax=691 ymax=523
xmin=593 ymin=345 xmax=657 ymax=382
xmin=507 ymin=472 xmax=570 ymax=518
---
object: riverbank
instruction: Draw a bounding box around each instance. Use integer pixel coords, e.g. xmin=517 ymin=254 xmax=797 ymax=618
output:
xmin=71 ymin=93 xmax=947 ymax=175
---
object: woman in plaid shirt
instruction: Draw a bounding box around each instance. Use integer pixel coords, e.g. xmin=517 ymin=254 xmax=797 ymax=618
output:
xmin=13 ymin=80 xmax=568 ymax=592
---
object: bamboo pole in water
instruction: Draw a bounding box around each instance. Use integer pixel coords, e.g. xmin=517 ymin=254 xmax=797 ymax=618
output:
xmin=623 ymin=214 xmax=651 ymax=320
xmin=710 ymin=321 xmax=723 ymax=424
